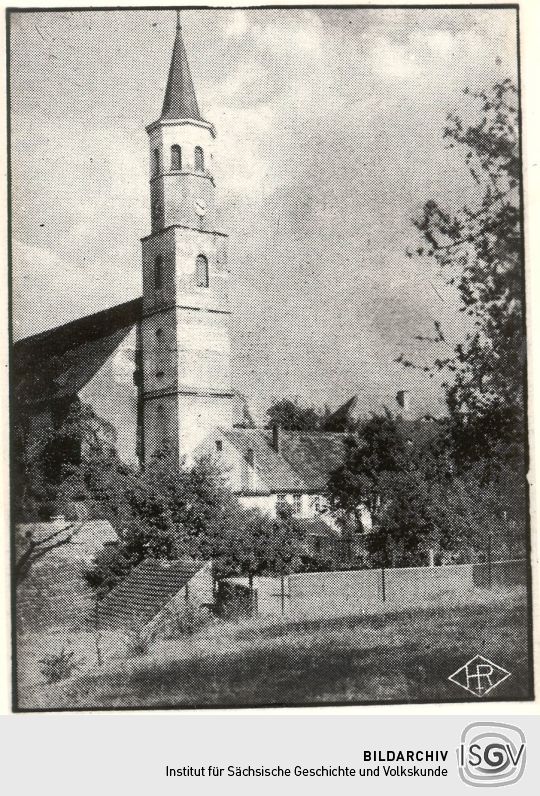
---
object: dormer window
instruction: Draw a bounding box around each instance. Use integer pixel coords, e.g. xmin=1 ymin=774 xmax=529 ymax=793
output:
xmin=215 ymin=440 xmax=223 ymax=453
xmin=194 ymin=145 xmax=204 ymax=172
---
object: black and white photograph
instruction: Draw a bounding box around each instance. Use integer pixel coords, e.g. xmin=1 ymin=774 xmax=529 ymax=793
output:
xmin=7 ymin=4 xmax=533 ymax=711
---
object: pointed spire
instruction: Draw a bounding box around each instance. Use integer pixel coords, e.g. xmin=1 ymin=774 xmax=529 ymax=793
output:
xmin=161 ymin=10 xmax=204 ymax=122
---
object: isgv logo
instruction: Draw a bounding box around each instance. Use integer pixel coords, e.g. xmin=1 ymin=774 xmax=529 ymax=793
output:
xmin=458 ymin=723 xmax=526 ymax=787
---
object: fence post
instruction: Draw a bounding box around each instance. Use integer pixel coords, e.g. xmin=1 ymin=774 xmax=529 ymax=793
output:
xmin=381 ymin=565 xmax=386 ymax=602
xmin=280 ymin=561 xmax=286 ymax=616
xmin=487 ymin=532 xmax=492 ymax=589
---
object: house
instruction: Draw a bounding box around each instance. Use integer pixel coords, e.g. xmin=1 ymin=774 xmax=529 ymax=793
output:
xmin=194 ymin=423 xmax=372 ymax=541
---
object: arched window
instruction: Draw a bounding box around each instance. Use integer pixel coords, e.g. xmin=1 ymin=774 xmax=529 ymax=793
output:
xmin=195 ymin=254 xmax=209 ymax=288
xmin=153 ymin=148 xmax=160 ymax=176
xmin=194 ymin=146 xmax=204 ymax=172
xmin=154 ymin=255 xmax=163 ymax=290
xmin=171 ymin=145 xmax=182 ymax=171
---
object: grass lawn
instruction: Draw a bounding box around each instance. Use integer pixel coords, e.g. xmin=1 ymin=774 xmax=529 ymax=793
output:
xmin=18 ymin=588 xmax=532 ymax=710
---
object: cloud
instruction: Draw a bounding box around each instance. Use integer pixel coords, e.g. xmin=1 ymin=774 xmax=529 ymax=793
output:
xmin=10 ymin=8 xmax=519 ymax=415
xmin=225 ymin=10 xmax=248 ymax=38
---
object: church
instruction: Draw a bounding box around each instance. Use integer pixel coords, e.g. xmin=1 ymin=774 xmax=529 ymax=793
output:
xmin=14 ymin=13 xmax=374 ymax=539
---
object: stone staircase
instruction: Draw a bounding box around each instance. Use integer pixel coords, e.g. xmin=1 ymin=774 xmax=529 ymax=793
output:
xmin=97 ymin=558 xmax=207 ymax=629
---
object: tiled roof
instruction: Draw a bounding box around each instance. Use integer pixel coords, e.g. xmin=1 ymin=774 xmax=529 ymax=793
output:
xmin=269 ymin=431 xmax=348 ymax=491
xmin=219 ymin=427 xmax=348 ymax=493
xmin=13 ymin=298 xmax=142 ymax=405
xmin=220 ymin=419 xmax=443 ymax=495
xmin=98 ymin=557 xmax=207 ymax=629
xmin=220 ymin=428 xmax=307 ymax=493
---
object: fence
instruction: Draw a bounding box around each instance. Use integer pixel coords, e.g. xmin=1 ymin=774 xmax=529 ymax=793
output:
xmin=221 ymin=558 xmax=527 ymax=620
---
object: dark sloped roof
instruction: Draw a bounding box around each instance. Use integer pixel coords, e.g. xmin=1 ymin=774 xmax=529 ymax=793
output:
xmin=161 ymin=15 xmax=206 ymax=123
xmin=220 ymin=427 xmax=347 ymax=493
xmin=98 ymin=558 xmax=207 ymax=629
xmin=220 ymin=428 xmax=306 ymax=493
xmin=321 ymin=395 xmax=358 ymax=431
xmin=296 ymin=517 xmax=341 ymax=539
xmin=13 ymin=298 xmax=142 ymax=405
xmin=268 ymin=431 xmax=348 ymax=491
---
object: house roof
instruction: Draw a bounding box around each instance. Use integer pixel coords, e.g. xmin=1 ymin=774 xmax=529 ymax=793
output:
xmin=296 ymin=517 xmax=341 ymax=539
xmin=219 ymin=427 xmax=348 ymax=494
xmin=218 ymin=418 xmax=443 ymax=496
xmin=98 ymin=557 xmax=208 ymax=629
xmin=13 ymin=298 xmax=142 ymax=405
xmin=268 ymin=431 xmax=348 ymax=491
xmin=220 ymin=428 xmax=307 ymax=493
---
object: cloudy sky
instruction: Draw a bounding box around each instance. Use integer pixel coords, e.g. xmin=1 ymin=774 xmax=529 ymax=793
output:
xmin=9 ymin=7 xmax=518 ymax=419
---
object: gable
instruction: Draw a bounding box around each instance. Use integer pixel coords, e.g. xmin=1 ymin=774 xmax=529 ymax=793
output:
xmin=13 ymin=298 xmax=142 ymax=406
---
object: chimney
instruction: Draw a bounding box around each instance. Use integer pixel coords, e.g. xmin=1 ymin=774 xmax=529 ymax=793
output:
xmin=396 ymin=390 xmax=411 ymax=414
xmin=272 ymin=424 xmax=280 ymax=453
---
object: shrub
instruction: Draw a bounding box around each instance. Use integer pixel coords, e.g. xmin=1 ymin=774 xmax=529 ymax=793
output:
xmin=122 ymin=622 xmax=158 ymax=658
xmin=162 ymin=602 xmax=209 ymax=637
xmin=39 ymin=646 xmax=83 ymax=684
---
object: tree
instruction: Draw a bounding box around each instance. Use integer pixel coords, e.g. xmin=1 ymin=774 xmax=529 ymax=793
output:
xmin=326 ymin=413 xmax=451 ymax=566
xmin=83 ymin=448 xmax=307 ymax=596
xmin=326 ymin=414 xmax=410 ymax=528
xmin=401 ymin=79 xmax=524 ymax=471
xmin=12 ymin=399 xmax=115 ymax=521
xmin=14 ymin=521 xmax=81 ymax=585
xmin=265 ymin=398 xmax=322 ymax=431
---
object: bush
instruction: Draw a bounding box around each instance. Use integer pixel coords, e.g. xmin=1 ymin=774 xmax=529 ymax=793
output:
xmin=39 ymin=646 xmax=83 ymax=684
xmin=161 ymin=602 xmax=209 ymax=637
xmin=122 ymin=622 xmax=158 ymax=658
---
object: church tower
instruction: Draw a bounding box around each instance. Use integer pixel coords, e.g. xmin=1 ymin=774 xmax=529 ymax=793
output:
xmin=141 ymin=12 xmax=233 ymax=463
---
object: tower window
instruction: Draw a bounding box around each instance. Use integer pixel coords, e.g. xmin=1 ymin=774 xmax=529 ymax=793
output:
xmin=154 ymin=255 xmax=163 ymax=290
xmin=171 ymin=145 xmax=182 ymax=171
xmin=195 ymin=254 xmax=209 ymax=288
xmin=153 ymin=148 xmax=160 ymax=176
xmin=246 ymin=448 xmax=255 ymax=468
xmin=194 ymin=146 xmax=204 ymax=172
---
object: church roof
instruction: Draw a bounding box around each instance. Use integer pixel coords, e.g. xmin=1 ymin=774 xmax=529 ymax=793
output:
xmin=13 ymin=298 xmax=142 ymax=405
xmin=160 ymin=13 xmax=206 ymax=123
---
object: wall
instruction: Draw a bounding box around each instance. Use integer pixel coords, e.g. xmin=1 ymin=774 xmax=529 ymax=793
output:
xmin=283 ymin=561 xmax=526 ymax=620
xmin=79 ymin=326 xmax=139 ymax=465
xmin=148 ymin=562 xmax=214 ymax=635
